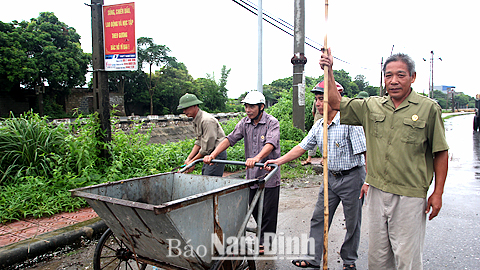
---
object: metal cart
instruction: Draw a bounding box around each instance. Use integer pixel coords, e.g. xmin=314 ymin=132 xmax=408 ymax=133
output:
xmin=70 ymin=159 xmax=278 ymax=270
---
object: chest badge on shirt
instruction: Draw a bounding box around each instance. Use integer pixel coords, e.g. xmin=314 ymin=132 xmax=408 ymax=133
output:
xmin=261 ymin=135 xmax=265 ymax=140
xmin=412 ymin=114 xmax=419 ymax=121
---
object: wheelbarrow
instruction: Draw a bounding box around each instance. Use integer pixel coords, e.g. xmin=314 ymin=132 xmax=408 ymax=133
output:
xmin=70 ymin=159 xmax=278 ymax=270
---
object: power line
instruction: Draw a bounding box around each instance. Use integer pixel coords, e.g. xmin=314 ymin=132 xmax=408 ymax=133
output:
xmin=232 ymin=0 xmax=363 ymax=67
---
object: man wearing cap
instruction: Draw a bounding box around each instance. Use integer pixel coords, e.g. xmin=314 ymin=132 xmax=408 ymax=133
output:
xmin=301 ymin=92 xmax=323 ymax=166
xmin=264 ymin=82 xmax=366 ymax=270
xmin=302 ymin=81 xmax=345 ymax=166
xmin=204 ymin=91 xmax=281 ymax=255
xmin=177 ymin=93 xmax=227 ymax=176
xmin=321 ymin=50 xmax=449 ymax=269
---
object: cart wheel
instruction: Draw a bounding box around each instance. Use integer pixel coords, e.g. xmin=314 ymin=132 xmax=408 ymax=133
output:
xmin=93 ymin=228 xmax=147 ymax=270
xmin=212 ymin=257 xmax=256 ymax=270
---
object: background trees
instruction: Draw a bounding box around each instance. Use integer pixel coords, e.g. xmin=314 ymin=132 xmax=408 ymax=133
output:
xmin=0 ymin=12 xmax=90 ymax=117
xmin=137 ymin=37 xmax=176 ymax=115
xmin=0 ymin=13 xmax=475 ymax=118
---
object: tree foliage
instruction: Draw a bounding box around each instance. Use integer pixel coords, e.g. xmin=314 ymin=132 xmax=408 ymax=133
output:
xmin=0 ymin=13 xmax=90 ymax=117
xmin=152 ymin=65 xmax=196 ymax=114
xmin=137 ymin=37 xmax=176 ymax=115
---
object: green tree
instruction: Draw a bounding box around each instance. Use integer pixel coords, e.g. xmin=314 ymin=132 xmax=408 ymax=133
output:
xmin=137 ymin=37 xmax=176 ymax=115
xmin=353 ymin=74 xmax=368 ymax=97
xmin=454 ymin=93 xmax=471 ymax=109
xmin=0 ymin=21 xmax=36 ymax=92
xmin=365 ymin=85 xmax=379 ymax=97
xmin=195 ymin=66 xmax=230 ymax=112
xmin=0 ymin=13 xmax=90 ymax=116
xmin=108 ymin=70 xmax=149 ymax=115
xmin=153 ymin=64 xmax=196 ymax=114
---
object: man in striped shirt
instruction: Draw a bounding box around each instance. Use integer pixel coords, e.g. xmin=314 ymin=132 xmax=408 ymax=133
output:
xmin=265 ymin=82 xmax=366 ymax=270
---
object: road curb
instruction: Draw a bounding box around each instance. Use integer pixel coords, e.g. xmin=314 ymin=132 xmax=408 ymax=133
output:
xmin=0 ymin=217 xmax=107 ymax=269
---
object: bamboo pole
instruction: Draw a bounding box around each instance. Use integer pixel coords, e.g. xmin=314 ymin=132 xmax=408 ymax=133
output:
xmin=322 ymin=0 xmax=329 ymax=269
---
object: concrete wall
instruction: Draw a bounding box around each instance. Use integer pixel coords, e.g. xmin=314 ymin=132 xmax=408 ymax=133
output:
xmin=112 ymin=113 xmax=243 ymax=144
xmin=65 ymin=88 xmax=126 ymax=116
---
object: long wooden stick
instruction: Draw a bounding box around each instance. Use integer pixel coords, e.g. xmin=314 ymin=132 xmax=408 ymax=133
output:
xmin=322 ymin=0 xmax=329 ymax=269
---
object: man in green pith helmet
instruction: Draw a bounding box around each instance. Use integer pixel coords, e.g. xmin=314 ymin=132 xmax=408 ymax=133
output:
xmin=177 ymin=93 xmax=227 ymax=176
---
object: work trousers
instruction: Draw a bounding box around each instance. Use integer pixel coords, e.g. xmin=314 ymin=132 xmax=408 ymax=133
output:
xmin=249 ymin=185 xmax=280 ymax=245
xmin=307 ymin=166 xmax=365 ymax=266
xmin=201 ymin=150 xmax=227 ymax=176
xmin=367 ymin=186 xmax=426 ymax=270
xmin=308 ymin=145 xmax=318 ymax=157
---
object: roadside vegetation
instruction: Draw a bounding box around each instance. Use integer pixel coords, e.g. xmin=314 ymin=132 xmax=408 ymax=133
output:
xmin=0 ymin=91 xmax=319 ymax=224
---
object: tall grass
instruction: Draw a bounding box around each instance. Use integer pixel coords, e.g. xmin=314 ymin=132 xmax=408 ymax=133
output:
xmin=0 ymin=104 xmax=312 ymax=223
xmin=0 ymin=111 xmax=67 ymax=184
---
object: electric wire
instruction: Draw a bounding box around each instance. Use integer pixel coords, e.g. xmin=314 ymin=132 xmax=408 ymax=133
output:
xmin=232 ymin=0 xmax=369 ymax=69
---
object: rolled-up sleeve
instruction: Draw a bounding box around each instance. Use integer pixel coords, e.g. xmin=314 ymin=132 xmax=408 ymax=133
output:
xmin=264 ymin=119 xmax=280 ymax=149
xmin=226 ymin=119 xmax=246 ymax=147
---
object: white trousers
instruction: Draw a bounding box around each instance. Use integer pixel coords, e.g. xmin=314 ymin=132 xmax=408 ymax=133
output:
xmin=367 ymin=186 xmax=427 ymax=270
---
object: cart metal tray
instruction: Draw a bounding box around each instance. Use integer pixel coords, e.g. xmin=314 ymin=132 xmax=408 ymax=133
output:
xmin=71 ymin=159 xmax=277 ymax=270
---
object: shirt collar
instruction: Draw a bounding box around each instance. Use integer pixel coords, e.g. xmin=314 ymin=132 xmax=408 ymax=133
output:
xmin=383 ymin=88 xmax=419 ymax=108
xmin=320 ymin=111 xmax=340 ymax=127
xmin=193 ymin=109 xmax=203 ymax=125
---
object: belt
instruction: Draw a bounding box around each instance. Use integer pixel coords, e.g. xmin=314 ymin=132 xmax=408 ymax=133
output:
xmin=329 ymin=166 xmax=360 ymax=177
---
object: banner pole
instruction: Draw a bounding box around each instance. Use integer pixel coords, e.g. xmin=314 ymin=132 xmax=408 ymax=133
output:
xmin=322 ymin=0 xmax=329 ymax=269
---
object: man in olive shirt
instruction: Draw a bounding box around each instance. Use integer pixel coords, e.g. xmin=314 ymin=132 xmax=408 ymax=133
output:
xmin=177 ymin=93 xmax=227 ymax=176
xmin=321 ymin=50 xmax=449 ymax=269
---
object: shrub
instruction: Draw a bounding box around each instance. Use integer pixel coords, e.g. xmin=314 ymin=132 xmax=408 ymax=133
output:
xmin=0 ymin=111 xmax=68 ymax=184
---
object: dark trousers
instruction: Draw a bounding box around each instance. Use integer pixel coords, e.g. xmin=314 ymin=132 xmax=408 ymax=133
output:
xmin=201 ymin=150 xmax=227 ymax=176
xmin=308 ymin=166 xmax=365 ymax=265
xmin=249 ymin=185 xmax=280 ymax=245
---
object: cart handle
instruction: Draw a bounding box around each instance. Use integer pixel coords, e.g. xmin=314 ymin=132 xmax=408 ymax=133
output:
xmin=178 ymin=159 xmax=278 ymax=183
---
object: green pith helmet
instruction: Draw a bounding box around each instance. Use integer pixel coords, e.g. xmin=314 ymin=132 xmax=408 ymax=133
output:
xmin=177 ymin=93 xmax=203 ymax=110
xmin=356 ymin=91 xmax=369 ymax=99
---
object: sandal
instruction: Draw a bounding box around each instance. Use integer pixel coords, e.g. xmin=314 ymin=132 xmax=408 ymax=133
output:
xmin=343 ymin=264 xmax=356 ymax=270
xmin=291 ymin=259 xmax=320 ymax=268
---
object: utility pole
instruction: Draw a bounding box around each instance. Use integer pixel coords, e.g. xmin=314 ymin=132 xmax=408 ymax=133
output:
xmin=257 ymin=0 xmax=263 ymax=93
xmin=91 ymin=0 xmax=111 ymax=159
xmin=423 ymin=50 xmax=442 ymax=99
xmin=291 ymin=0 xmax=306 ymax=131
xmin=380 ymin=57 xmax=386 ymax=96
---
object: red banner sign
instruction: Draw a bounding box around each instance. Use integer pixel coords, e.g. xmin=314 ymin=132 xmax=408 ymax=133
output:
xmin=103 ymin=2 xmax=137 ymax=71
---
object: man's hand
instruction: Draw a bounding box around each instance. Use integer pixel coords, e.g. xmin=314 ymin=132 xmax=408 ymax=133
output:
xmin=319 ymin=48 xmax=333 ymax=70
xmin=245 ymin=157 xmax=260 ymax=169
xmin=263 ymin=159 xmax=279 ymax=171
xmin=359 ymin=183 xmax=369 ymax=199
xmin=203 ymin=155 xmax=214 ymax=164
xmin=426 ymin=192 xmax=443 ymax=220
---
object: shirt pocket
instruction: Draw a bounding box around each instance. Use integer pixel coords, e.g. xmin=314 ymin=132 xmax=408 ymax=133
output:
xmin=368 ymin=112 xmax=386 ymax=138
xmin=401 ymin=118 xmax=426 ymax=144
xmin=335 ymin=139 xmax=348 ymax=156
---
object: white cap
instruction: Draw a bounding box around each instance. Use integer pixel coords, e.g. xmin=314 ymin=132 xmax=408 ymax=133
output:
xmin=241 ymin=91 xmax=265 ymax=104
